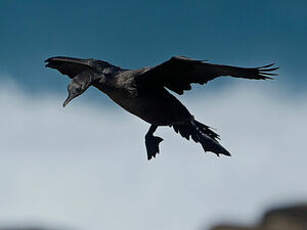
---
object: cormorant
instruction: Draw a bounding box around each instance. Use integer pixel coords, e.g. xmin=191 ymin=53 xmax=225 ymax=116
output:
xmin=45 ymin=56 xmax=278 ymax=160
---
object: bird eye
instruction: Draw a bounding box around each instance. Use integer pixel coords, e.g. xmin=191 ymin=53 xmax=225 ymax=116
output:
xmin=75 ymin=87 xmax=82 ymax=93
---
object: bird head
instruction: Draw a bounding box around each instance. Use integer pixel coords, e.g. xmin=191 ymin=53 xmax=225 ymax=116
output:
xmin=63 ymin=77 xmax=91 ymax=107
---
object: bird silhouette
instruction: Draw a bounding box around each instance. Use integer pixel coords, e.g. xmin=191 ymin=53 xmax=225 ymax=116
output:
xmin=45 ymin=56 xmax=278 ymax=160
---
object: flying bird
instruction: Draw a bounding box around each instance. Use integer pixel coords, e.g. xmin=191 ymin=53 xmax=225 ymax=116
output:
xmin=45 ymin=56 xmax=278 ymax=160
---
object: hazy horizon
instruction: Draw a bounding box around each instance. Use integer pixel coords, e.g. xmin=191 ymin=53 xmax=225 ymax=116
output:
xmin=1 ymin=78 xmax=307 ymax=230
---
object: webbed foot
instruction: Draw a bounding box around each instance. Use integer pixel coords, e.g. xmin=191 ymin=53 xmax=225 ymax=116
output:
xmin=145 ymin=135 xmax=163 ymax=160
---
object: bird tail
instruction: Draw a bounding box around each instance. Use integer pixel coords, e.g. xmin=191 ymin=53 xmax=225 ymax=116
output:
xmin=172 ymin=120 xmax=231 ymax=157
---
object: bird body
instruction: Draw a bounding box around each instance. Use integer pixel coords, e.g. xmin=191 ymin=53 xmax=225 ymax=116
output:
xmin=96 ymin=82 xmax=192 ymax=126
xmin=82 ymin=66 xmax=192 ymax=126
xmin=45 ymin=56 xmax=278 ymax=160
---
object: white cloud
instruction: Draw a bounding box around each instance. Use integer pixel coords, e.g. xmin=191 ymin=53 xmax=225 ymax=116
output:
xmin=0 ymin=80 xmax=306 ymax=230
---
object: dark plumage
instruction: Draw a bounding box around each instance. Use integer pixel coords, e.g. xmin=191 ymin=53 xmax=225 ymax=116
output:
xmin=45 ymin=56 xmax=278 ymax=160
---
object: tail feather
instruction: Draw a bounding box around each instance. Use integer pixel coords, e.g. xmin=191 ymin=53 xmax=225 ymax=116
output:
xmin=193 ymin=120 xmax=220 ymax=140
xmin=173 ymin=120 xmax=231 ymax=157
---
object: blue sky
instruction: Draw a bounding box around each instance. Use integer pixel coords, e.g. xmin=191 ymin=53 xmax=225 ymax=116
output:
xmin=1 ymin=1 xmax=307 ymax=230
xmin=1 ymin=0 xmax=306 ymax=95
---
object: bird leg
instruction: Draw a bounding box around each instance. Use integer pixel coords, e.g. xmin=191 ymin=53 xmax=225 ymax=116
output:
xmin=145 ymin=125 xmax=163 ymax=160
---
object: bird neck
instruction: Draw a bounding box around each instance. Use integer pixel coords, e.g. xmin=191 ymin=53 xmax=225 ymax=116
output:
xmin=92 ymin=73 xmax=116 ymax=94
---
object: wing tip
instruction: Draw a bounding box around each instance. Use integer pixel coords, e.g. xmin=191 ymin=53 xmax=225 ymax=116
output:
xmin=44 ymin=57 xmax=59 ymax=68
xmin=44 ymin=57 xmax=52 ymax=63
xmin=257 ymin=63 xmax=279 ymax=80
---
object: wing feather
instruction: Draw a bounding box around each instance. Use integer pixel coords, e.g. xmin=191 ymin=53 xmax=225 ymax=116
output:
xmin=136 ymin=56 xmax=279 ymax=95
xmin=45 ymin=56 xmax=94 ymax=79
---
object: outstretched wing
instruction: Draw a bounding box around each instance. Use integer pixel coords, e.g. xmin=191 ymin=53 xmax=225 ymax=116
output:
xmin=136 ymin=56 xmax=279 ymax=95
xmin=45 ymin=56 xmax=94 ymax=79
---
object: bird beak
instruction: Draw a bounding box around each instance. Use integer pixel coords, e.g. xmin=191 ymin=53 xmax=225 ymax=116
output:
xmin=63 ymin=94 xmax=74 ymax=107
